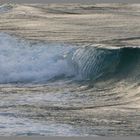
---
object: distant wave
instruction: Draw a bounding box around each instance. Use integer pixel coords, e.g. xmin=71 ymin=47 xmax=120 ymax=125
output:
xmin=0 ymin=3 xmax=14 ymax=13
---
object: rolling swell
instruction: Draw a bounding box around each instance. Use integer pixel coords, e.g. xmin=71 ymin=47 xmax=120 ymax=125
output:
xmin=68 ymin=45 xmax=140 ymax=82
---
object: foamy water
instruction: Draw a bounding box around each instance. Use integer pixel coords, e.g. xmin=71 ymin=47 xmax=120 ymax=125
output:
xmin=0 ymin=33 xmax=77 ymax=83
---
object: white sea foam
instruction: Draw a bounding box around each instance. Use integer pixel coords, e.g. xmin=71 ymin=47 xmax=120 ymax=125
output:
xmin=0 ymin=33 xmax=75 ymax=83
xmin=0 ymin=113 xmax=83 ymax=136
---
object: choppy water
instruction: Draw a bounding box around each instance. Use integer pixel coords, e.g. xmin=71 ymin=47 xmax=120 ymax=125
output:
xmin=0 ymin=3 xmax=140 ymax=136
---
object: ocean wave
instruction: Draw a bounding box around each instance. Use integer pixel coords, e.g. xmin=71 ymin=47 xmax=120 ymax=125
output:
xmin=68 ymin=45 xmax=140 ymax=82
xmin=0 ymin=33 xmax=139 ymax=84
xmin=0 ymin=3 xmax=14 ymax=13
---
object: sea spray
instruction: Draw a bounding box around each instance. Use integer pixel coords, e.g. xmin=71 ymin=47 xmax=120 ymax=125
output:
xmin=0 ymin=33 xmax=75 ymax=83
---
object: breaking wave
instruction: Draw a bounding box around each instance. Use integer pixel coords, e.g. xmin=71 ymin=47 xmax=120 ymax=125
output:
xmin=68 ymin=45 xmax=140 ymax=82
xmin=0 ymin=33 xmax=75 ymax=83
xmin=0 ymin=3 xmax=14 ymax=13
xmin=0 ymin=33 xmax=140 ymax=84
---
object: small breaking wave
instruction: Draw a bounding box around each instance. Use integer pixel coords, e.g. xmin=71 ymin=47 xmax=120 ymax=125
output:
xmin=0 ymin=3 xmax=14 ymax=13
xmin=68 ymin=45 xmax=140 ymax=82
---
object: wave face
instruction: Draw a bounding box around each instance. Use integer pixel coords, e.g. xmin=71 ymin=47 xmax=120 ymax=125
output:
xmin=68 ymin=45 xmax=140 ymax=82
xmin=67 ymin=46 xmax=121 ymax=80
xmin=0 ymin=33 xmax=140 ymax=84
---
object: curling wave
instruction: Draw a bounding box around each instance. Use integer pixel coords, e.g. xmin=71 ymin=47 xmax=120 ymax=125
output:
xmin=68 ymin=45 xmax=140 ymax=82
xmin=0 ymin=33 xmax=140 ymax=84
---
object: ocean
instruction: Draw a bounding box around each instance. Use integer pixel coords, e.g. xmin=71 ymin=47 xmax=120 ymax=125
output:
xmin=0 ymin=3 xmax=140 ymax=136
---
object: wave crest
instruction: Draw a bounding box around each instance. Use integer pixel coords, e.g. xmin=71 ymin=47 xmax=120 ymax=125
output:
xmin=0 ymin=33 xmax=139 ymax=84
xmin=68 ymin=45 xmax=140 ymax=82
